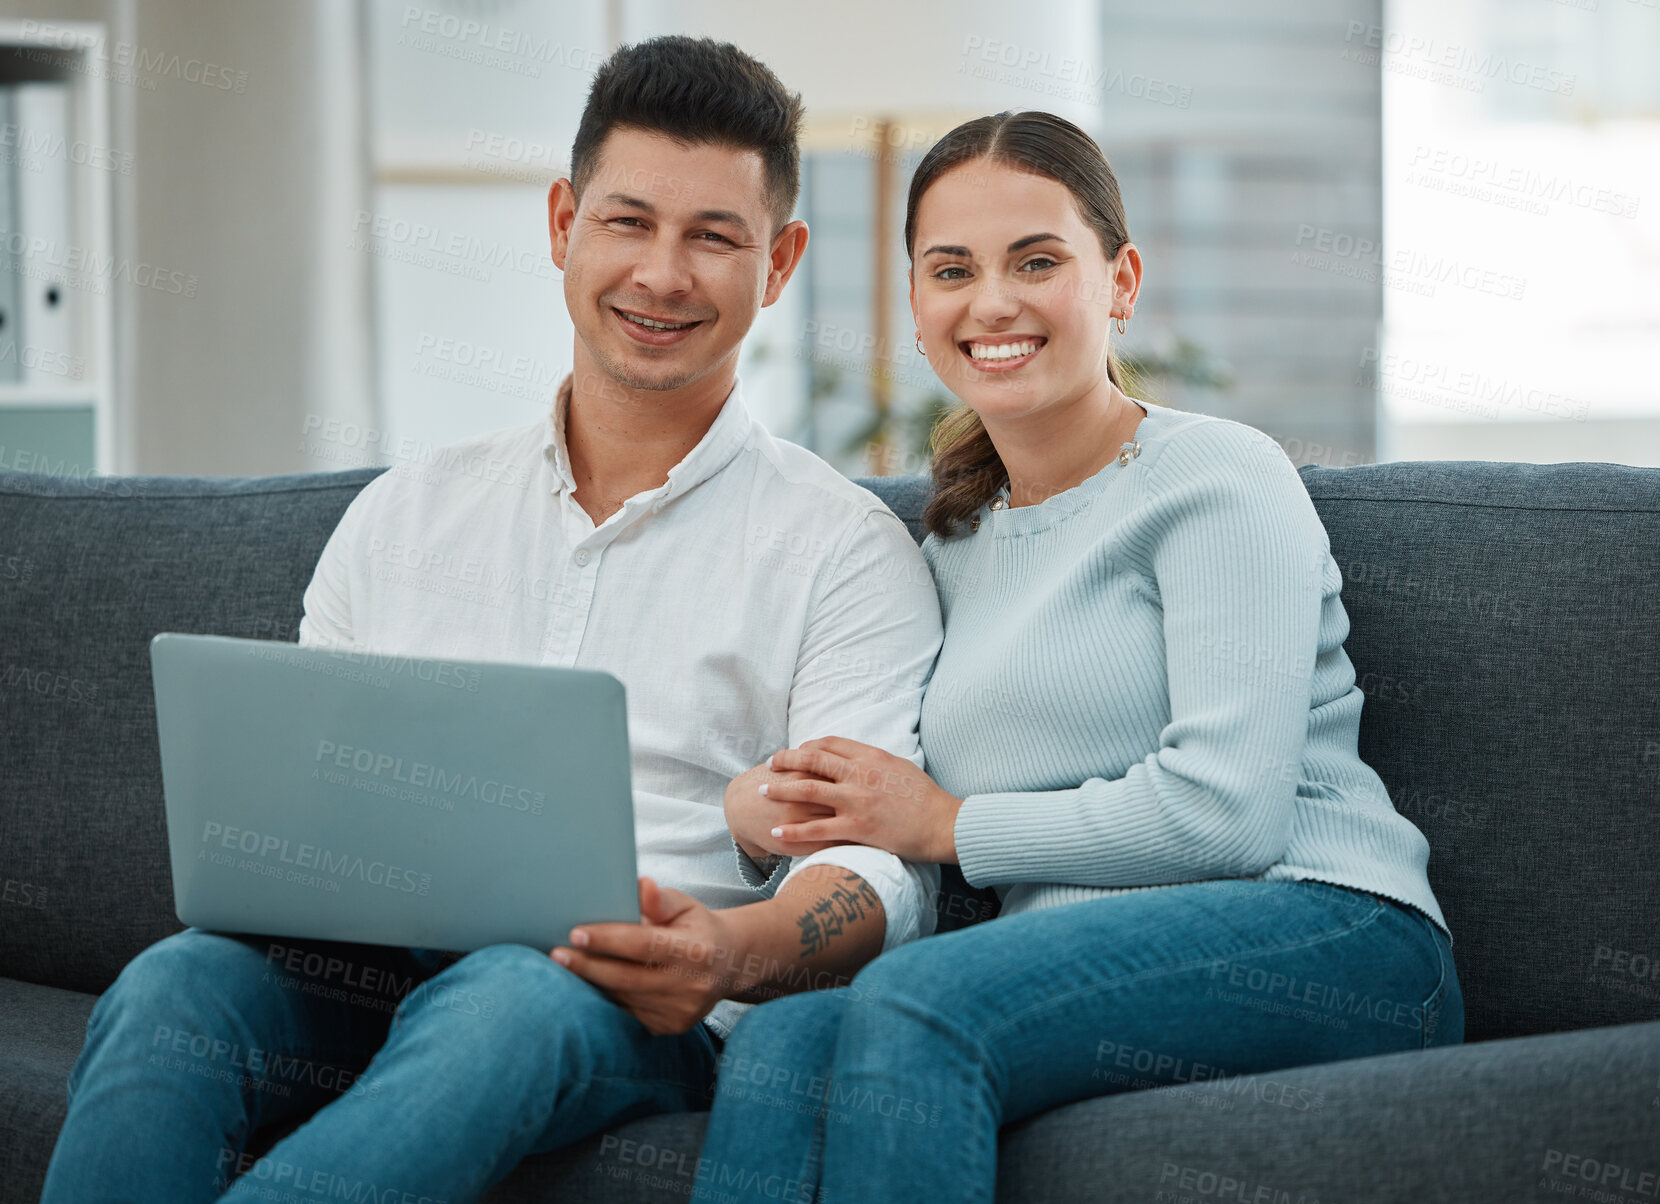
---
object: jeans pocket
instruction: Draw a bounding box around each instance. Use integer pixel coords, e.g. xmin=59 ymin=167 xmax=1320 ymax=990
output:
xmin=1413 ymin=911 xmax=1458 ymax=1049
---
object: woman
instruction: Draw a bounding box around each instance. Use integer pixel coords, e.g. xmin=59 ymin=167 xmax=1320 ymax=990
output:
xmin=698 ymin=111 xmax=1460 ymax=1204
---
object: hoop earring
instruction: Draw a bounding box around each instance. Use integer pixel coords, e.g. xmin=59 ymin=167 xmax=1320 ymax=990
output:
xmin=1115 ymin=315 xmax=1127 ymax=335
xmin=914 ymin=331 xmax=926 ymax=355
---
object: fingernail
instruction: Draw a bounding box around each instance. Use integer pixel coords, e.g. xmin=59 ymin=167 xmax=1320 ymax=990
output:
xmin=571 ymin=930 xmax=589 ymax=948
xmin=758 ymin=783 xmax=769 ymax=796
xmin=766 ymin=754 xmax=774 ymax=770
xmin=770 ymin=827 xmax=784 ymax=838
xmin=551 ymin=949 xmax=571 ymax=966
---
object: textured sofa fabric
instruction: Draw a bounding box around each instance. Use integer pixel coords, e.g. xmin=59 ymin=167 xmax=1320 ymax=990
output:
xmin=2 ymin=459 xmax=1657 ymax=1203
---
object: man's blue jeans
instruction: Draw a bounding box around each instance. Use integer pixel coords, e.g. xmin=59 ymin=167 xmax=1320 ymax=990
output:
xmin=692 ymin=879 xmax=1462 ymax=1204
xmin=41 ymin=928 xmax=721 ymax=1203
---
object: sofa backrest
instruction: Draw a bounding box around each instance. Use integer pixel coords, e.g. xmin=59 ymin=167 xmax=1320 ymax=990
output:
xmin=1 ymin=470 xmax=382 ymax=996
xmin=1287 ymin=459 xmax=1659 ymax=1043
xmin=2 ymin=461 xmax=1656 ymax=1044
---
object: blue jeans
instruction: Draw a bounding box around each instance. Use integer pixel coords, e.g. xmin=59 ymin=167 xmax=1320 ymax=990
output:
xmin=42 ymin=928 xmax=721 ymax=1203
xmin=692 ymin=879 xmax=1461 ymax=1204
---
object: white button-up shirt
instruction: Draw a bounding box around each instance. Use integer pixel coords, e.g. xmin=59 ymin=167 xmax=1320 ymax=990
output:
xmin=297 ymin=376 xmax=944 ymax=1038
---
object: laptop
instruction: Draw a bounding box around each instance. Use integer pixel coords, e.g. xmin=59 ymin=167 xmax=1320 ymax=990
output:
xmin=149 ymin=632 xmax=640 ymax=952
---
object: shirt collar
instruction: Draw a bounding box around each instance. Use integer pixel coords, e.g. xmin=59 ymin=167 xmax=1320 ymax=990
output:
xmin=542 ymin=372 xmax=754 ymax=509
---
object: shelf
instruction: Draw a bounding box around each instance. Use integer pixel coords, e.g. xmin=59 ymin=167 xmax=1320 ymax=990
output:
xmin=0 ymin=19 xmax=114 ymax=472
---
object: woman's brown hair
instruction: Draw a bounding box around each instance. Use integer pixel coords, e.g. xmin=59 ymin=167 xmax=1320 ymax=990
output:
xmin=907 ymin=111 xmax=1143 ymax=538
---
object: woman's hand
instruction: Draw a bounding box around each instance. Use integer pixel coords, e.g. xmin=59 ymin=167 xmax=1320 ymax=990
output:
xmin=723 ymin=760 xmax=845 ymax=859
xmin=762 ymin=736 xmax=964 ymax=864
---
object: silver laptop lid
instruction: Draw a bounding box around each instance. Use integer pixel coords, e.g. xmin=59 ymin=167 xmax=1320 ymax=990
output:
xmin=150 ymin=633 xmax=639 ymax=952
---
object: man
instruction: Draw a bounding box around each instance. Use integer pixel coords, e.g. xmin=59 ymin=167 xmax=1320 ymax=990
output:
xmin=42 ymin=36 xmax=941 ymax=1203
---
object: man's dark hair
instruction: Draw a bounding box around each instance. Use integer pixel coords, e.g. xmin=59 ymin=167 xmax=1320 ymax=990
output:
xmin=570 ymin=36 xmax=804 ymax=233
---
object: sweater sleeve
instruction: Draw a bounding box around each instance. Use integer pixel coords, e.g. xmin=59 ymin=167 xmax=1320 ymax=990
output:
xmin=952 ymin=422 xmax=1326 ymax=889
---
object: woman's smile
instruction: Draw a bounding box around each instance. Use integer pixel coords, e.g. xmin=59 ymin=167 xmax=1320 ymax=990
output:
xmin=960 ymin=335 xmax=1047 ymax=373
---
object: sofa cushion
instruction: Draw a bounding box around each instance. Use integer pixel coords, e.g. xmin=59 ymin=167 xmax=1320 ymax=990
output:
xmin=10 ymin=970 xmax=1651 ymax=1204
xmin=994 ymin=1018 xmax=1660 ymax=1204
xmin=0 ymin=976 xmax=97 ymax=1196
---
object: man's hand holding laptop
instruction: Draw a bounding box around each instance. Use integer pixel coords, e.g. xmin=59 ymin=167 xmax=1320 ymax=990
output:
xmin=556 ymin=760 xmax=891 ymax=1036
xmin=553 ymin=864 xmax=885 ymax=1037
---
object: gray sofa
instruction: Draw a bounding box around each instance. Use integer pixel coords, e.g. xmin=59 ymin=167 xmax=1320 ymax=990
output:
xmin=2 ymin=458 xmax=1657 ymax=1203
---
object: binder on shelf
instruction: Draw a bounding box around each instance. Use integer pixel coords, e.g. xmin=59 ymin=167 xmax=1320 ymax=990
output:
xmin=0 ymin=84 xmax=20 ymax=383
xmin=13 ymin=80 xmax=75 ymax=386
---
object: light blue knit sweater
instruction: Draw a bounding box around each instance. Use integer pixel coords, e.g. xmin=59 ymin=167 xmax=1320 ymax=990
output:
xmin=921 ymin=400 xmax=1450 ymax=938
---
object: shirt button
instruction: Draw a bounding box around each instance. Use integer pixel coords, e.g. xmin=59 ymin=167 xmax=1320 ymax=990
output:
xmin=573 ymin=549 xmax=591 ymax=567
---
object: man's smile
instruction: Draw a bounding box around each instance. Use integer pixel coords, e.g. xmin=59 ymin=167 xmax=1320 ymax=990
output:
xmin=612 ymin=306 xmax=707 ymax=346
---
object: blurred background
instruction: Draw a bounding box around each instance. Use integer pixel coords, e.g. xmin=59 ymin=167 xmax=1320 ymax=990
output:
xmin=0 ymin=0 xmax=1655 ymax=481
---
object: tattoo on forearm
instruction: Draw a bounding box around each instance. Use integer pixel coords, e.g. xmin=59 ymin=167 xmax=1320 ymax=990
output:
xmin=796 ymin=872 xmax=881 ymax=958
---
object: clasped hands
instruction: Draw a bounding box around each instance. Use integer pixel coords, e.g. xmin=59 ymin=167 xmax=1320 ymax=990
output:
xmin=726 ymin=735 xmax=964 ymax=867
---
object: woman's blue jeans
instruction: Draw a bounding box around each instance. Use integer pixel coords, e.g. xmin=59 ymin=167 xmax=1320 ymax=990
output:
xmin=41 ymin=928 xmax=721 ymax=1203
xmin=692 ymin=879 xmax=1461 ymax=1204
